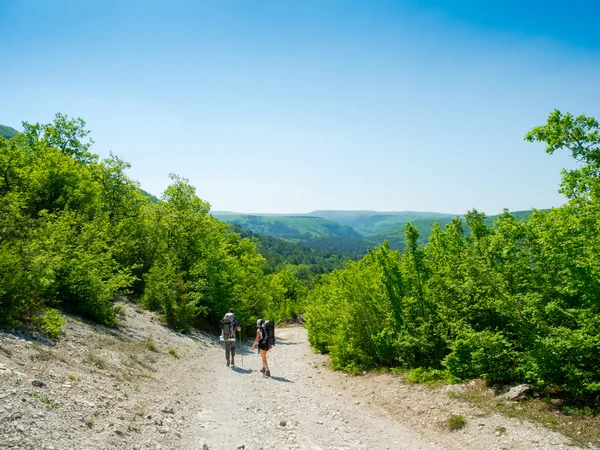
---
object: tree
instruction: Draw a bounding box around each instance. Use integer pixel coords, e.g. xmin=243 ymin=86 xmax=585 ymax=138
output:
xmin=525 ymin=110 xmax=600 ymax=199
xmin=22 ymin=113 xmax=96 ymax=164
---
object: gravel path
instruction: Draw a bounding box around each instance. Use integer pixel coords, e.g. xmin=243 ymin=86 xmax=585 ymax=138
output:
xmin=184 ymin=327 xmax=574 ymax=450
xmin=0 ymin=309 xmax=580 ymax=450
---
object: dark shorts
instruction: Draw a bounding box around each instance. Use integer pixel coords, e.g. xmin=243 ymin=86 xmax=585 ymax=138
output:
xmin=258 ymin=342 xmax=269 ymax=352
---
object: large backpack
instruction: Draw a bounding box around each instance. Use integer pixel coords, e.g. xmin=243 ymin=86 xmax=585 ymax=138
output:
xmin=220 ymin=313 xmax=236 ymax=341
xmin=263 ymin=320 xmax=275 ymax=346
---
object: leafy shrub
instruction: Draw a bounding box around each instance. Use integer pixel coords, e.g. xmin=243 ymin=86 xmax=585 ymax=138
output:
xmin=142 ymin=263 xmax=204 ymax=332
xmin=526 ymin=323 xmax=600 ymax=398
xmin=372 ymin=328 xmax=398 ymax=366
xmin=0 ymin=243 xmax=48 ymax=327
xmin=443 ymin=331 xmax=518 ymax=382
xmin=38 ymin=308 xmax=65 ymax=338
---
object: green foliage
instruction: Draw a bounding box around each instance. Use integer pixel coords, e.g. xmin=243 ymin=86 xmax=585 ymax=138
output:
xmin=1 ymin=113 xmax=296 ymax=336
xmin=525 ymin=110 xmax=600 ymax=199
xmin=443 ymin=331 xmax=518 ymax=382
xmin=405 ymin=367 xmax=452 ymax=384
xmin=305 ymin=110 xmax=600 ymax=401
xmin=38 ymin=308 xmax=65 ymax=338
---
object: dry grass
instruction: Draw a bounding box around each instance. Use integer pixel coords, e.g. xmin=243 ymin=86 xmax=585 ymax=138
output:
xmin=447 ymin=414 xmax=467 ymax=431
xmin=145 ymin=336 xmax=159 ymax=353
xmin=29 ymin=344 xmax=56 ymax=362
xmin=0 ymin=344 xmax=12 ymax=356
xmin=84 ymin=351 xmax=108 ymax=369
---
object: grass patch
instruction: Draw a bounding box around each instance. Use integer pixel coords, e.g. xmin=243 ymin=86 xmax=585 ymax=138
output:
xmin=145 ymin=336 xmax=159 ymax=353
xmin=447 ymin=414 xmax=466 ymax=431
xmin=168 ymin=347 xmax=180 ymax=359
xmin=114 ymin=305 xmax=126 ymax=323
xmin=405 ymin=367 xmax=453 ymax=385
xmin=121 ymin=353 xmax=156 ymax=373
xmin=144 ymin=353 xmax=158 ymax=364
xmin=67 ymin=373 xmax=77 ymax=381
xmin=30 ymin=344 xmax=56 ymax=362
xmin=0 ymin=344 xmax=12 ymax=356
xmin=27 ymin=391 xmax=59 ymax=408
xmin=84 ymin=351 xmax=108 ymax=369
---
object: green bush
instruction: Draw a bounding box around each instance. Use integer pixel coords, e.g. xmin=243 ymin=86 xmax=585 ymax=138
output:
xmin=39 ymin=308 xmax=65 ymax=338
xmin=142 ymin=263 xmax=205 ymax=333
xmin=526 ymin=323 xmax=600 ymax=397
xmin=0 ymin=246 xmax=41 ymax=326
xmin=444 ymin=330 xmax=518 ymax=382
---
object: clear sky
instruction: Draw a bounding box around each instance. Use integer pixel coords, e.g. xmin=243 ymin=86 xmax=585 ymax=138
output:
xmin=1 ymin=0 xmax=599 ymax=215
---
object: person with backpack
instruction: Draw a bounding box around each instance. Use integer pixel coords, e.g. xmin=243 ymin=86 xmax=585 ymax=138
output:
xmin=251 ymin=319 xmax=274 ymax=377
xmin=220 ymin=308 xmax=241 ymax=367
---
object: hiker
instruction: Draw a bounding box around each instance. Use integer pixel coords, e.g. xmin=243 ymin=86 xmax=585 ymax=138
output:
xmin=220 ymin=308 xmax=241 ymax=367
xmin=251 ymin=319 xmax=273 ymax=377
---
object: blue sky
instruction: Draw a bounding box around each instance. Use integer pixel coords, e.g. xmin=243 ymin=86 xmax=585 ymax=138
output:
xmin=1 ymin=0 xmax=599 ymax=215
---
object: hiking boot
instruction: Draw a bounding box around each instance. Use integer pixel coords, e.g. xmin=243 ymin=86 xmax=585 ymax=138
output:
xmin=265 ymin=370 xmax=271 ymax=377
xmin=231 ymin=359 xmax=235 ymax=366
xmin=260 ymin=367 xmax=265 ymax=374
xmin=226 ymin=360 xmax=230 ymax=367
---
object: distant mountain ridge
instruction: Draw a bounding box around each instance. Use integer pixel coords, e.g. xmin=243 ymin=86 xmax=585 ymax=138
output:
xmin=213 ymin=209 xmax=540 ymax=255
xmin=0 ymin=124 xmax=19 ymax=139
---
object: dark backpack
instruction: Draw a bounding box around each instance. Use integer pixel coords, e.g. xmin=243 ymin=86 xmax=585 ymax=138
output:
xmin=220 ymin=313 xmax=236 ymax=341
xmin=263 ymin=320 xmax=275 ymax=346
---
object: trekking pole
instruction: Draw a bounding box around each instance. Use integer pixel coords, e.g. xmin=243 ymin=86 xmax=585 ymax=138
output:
xmin=240 ymin=330 xmax=244 ymax=367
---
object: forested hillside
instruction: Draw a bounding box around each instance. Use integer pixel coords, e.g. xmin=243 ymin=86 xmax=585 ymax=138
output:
xmin=306 ymin=210 xmax=457 ymax=235
xmin=305 ymin=110 xmax=600 ymax=401
xmin=0 ymin=124 xmax=19 ymax=139
xmin=232 ymin=225 xmax=354 ymax=278
xmin=0 ymin=114 xmax=302 ymax=336
xmin=213 ymin=213 xmax=364 ymax=240
xmin=215 ymin=210 xmax=539 ymax=254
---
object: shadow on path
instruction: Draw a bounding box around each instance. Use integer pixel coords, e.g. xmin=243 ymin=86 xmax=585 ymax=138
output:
xmin=268 ymin=375 xmax=294 ymax=383
xmin=231 ymin=366 xmax=253 ymax=375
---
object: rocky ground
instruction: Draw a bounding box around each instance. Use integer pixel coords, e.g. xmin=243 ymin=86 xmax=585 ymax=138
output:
xmin=0 ymin=304 xmax=594 ymax=449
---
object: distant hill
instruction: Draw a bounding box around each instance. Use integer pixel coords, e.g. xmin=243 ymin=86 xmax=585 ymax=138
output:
xmin=231 ymin=224 xmax=357 ymax=275
xmin=138 ymin=188 xmax=159 ymax=203
xmin=305 ymin=210 xmax=457 ymax=235
xmin=0 ymin=124 xmax=19 ymax=139
xmin=213 ymin=214 xmax=363 ymax=240
xmin=215 ymin=209 xmax=541 ymax=255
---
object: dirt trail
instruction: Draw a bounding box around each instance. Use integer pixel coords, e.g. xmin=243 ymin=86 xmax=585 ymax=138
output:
xmin=183 ymin=327 xmax=573 ymax=450
xmin=0 ymin=308 xmax=577 ymax=450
